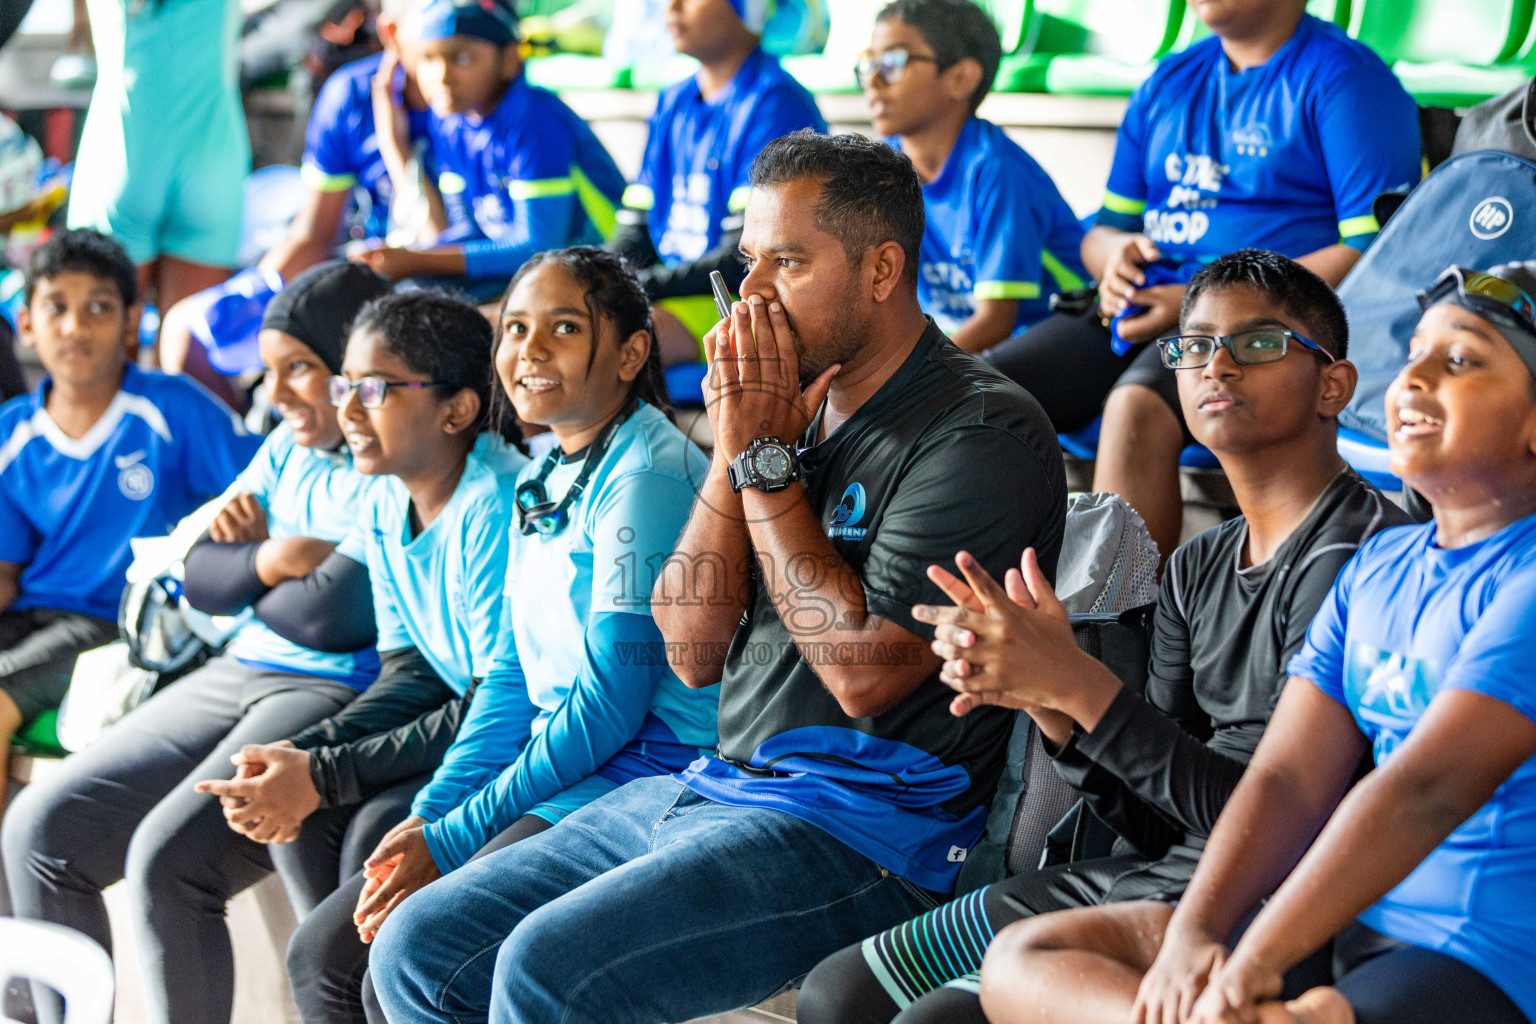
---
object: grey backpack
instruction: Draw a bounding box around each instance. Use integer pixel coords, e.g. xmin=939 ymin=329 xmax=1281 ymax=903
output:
xmin=1451 ymin=76 xmax=1536 ymax=163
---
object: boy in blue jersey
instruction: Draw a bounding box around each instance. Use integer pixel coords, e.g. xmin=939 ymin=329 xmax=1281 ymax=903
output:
xmin=352 ymin=0 xmax=627 ymax=302
xmin=369 ymin=131 xmax=1066 ymax=1024
xmin=863 ymin=0 xmax=1086 ymax=355
xmin=2 ymin=262 xmax=389 ymax=1024
xmin=157 ymin=0 xmax=423 ymax=404
xmin=0 ymin=229 xmax=257 ymax=803
xmin=608 ymin=0 xmax=826 ymax=362
xmin=976 ymin=265 xmax=1536 ymax=1024
xmin=988 ymin=0 xmax=1420 ymax=560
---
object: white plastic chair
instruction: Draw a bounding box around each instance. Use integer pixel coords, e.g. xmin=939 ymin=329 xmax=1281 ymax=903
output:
xmin=0 ymin=919 xmax=113 ymax=1024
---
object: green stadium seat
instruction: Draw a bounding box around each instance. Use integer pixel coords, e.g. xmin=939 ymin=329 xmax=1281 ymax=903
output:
xmin=1351 ymin=0 xmax=1531 ymax=64
xmin=13 ymin=708 xmax=65 ymax=759
xmin=980 ymin=0 xmax=1035 ymax=54
xmin=523 ymin=54 xmax=633 ymax=90
xmin=519 ymin=0 xmax=628 ymax=90
xmin=994 ymin=0 xmax=1185 ymax=94
xmin=1352 ymin=0 xmax=1535 ymax=107
xmin=629 ymin=54 xmax=705 ymax=90
xmin=1394 ymin=61 xmax=1536 ymax=108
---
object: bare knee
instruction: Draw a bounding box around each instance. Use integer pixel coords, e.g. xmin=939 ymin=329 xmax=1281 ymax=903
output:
xmin=1100 ymin=385 xmax=1183 ymax=461
xmin=985 ymin=913 xmax=1074 ymax=972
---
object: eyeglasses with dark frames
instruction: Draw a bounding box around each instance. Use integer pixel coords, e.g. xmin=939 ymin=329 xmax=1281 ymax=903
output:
xmin=326 ymin=375 xmax=456 ymax=410
xmin=855 ymin=46 xmax=943 ymax=87
xmin=1157 ymin=329 xmax=1336 ymax=370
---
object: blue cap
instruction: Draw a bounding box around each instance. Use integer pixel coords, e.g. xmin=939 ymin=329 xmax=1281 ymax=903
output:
xmin=726 ymin=0 xmax=776 ymax=34
xmin=414 ymin=0 xmax=518 ymax=47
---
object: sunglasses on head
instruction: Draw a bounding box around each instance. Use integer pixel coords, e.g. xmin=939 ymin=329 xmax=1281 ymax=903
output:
xmin=1417 ymin=267 xmax=1536 ymax=338
xmin=855 ymin=45 xmax=945 ymax=87
xmin=1157 ymin=328 xmax=1335 ymax=370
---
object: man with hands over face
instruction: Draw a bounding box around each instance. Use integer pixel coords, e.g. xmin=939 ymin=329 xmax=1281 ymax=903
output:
xmin=363 ymin=130 xmax=1066 ymax=1024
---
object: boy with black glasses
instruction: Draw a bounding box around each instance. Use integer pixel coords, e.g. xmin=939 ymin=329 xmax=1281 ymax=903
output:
xmin=862 ymin=0 xmax=1086 ymax=357
xmin=797 ymin=249 xmax=1412 ymax=1024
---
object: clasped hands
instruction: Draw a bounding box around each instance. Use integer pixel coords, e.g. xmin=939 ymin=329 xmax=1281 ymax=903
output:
xmin=1135 ymin=925 xmax=1288 ymax=1024
xmin=701 ymin=294 xmax=839 ymax=465
xmin=194 ymin=741 xmax=320 ymax=844
xmin=352 ymin=816 xmax=442 ymax=944
xmin=912 ymin=548 xmax=1093 ymax=724
xmin=195 ymin=747 xmax=440 ymax=941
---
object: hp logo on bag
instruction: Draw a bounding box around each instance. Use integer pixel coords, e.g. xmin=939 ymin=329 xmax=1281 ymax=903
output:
xmin=1470 ymin=197 xmax=1513 ymax=240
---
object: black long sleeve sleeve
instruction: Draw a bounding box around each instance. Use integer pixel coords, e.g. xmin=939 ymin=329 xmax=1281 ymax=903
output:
xmin=607 ymin=208 xmax=663 ymax=270
xmin=182 ymin=534 xmax=269 ymax=616
xmin=289 ymin=646 xmax=453 ymax=751
xmin=252 ymin=550 xmax=376 ymax=653
xmin=306 ymin=683 xmax=477 ymax=808
xmin=1050 ymin=685 xmax=1248 ymax=856
xmin=636 ymin=219 xmax=746 ymax=302
xmin=1047 ymin=480 xmax=1391 ymax=854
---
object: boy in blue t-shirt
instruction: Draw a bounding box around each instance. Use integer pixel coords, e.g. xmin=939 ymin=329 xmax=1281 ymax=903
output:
xmin=0 ymin=229 xmax=258 ymax=797
xmin=987 ymin=0 xmax=1420 ymax=561
xmin=970 ymin=263 xmax=1536 ymax=1024
xmin=607 ymin=0 xmax=826 ymax=362
xmin=352 ymin=0 xmax=627 ymax=302
xmin=864 ymin=0 xmax=1085 ymax=355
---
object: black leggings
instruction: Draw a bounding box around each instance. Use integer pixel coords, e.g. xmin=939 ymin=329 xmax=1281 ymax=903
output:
xmin=283 ymin=812 xmax=553 ymax=1024
xmin=981 ymin=312 xmax=1186 ymax=438
xmin=1331 ymin=922 xmax=1528 ymax=1024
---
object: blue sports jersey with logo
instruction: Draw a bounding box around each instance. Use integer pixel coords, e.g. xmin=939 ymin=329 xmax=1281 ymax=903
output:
xmin=629 ymin=47 xmax=825 ymax=264
xmin=0 ymin=365 xmax=259 ymax=620
xmin=1098 ymin=15 xmax=1419 ymax=264
xmin=426 ymin=74 xmax=628 ymax=280
xmin=1289 ymin=514 xmax=1536 ymax=1022
xmin=223 ymin=424 xmax=380 ymax=687
xmin=893 ymin=118 xmax=1087 ymax=334
xmin=302 ymin=52 xmax=397 ymax=242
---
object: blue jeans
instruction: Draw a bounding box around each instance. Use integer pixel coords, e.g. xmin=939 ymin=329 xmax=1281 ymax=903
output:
xmin=370 ymin=775 xmax=943 ymax=1024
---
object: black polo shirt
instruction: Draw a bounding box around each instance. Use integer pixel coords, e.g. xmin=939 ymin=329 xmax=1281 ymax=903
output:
xmin=678 ymin=319 xmax=1067 ymax=891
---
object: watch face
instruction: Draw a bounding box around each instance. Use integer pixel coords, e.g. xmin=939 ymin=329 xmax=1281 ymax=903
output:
xmin=753 ymin=445 xmax=792 ymax=482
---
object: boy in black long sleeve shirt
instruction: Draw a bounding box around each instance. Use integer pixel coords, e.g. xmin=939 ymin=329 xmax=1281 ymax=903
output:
xmin=796 ymin=250 xmax=1413 ymax=1024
